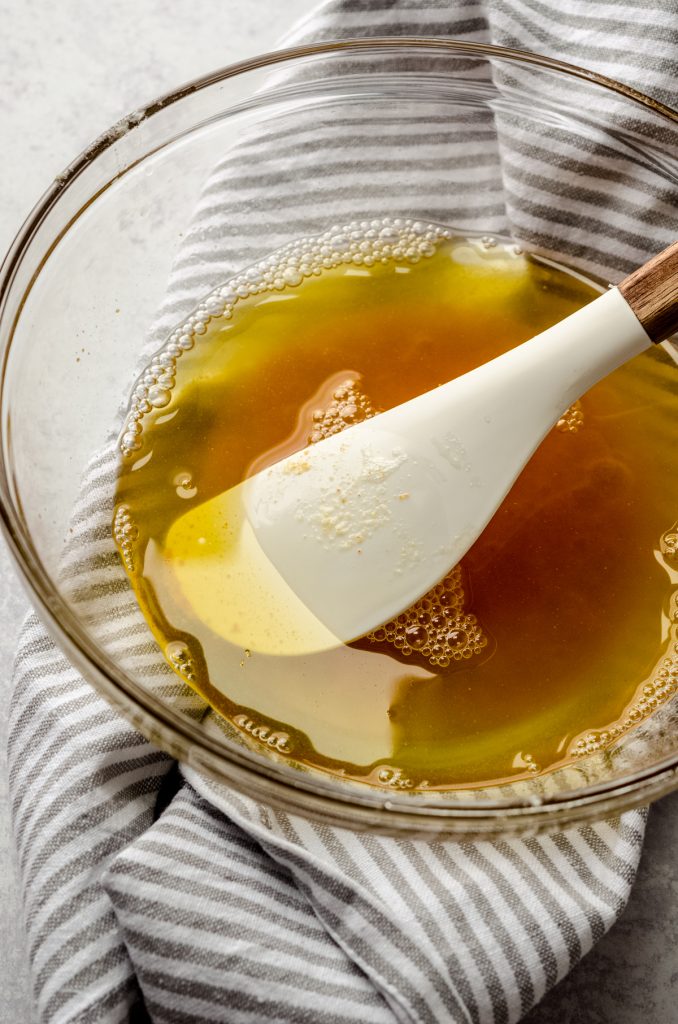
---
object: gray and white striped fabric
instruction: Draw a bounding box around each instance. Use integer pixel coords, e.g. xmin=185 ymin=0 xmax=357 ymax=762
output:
xmin=9 ymin=2 xmax=678 ymax=1022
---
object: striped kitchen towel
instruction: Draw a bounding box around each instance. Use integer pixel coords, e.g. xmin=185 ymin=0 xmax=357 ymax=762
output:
xmin=8 ymin=2 xmax=678 ymax=1022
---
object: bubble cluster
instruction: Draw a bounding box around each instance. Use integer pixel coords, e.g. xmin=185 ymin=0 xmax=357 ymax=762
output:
xmin=113 ymin=505 xmax=137 ymax=573
xmin=373 ymin=765 xmax=415 ymax=789
xmin=308 ymin=379 xmax=377 ymax=444
xmin=232 ymin=713 xmax=292 ymax=754
xmin=556 ymin=399 xmax=584 ymax=434
xmin=660 ymin=522 xmax=678 ymax=563
xmin=570 ymin=524 xmax=678 ymax=759
xmin=165 ymin=640 xmax=197 ymax=685
xmin=119 ymin=217 xmax=450 ymax=457
xmin=571 ymin=648 xmax=678 ymax=758
xmin=514 ymin=751 xmax=541 ymax=774
xmin=367 ymin=566 xmax=488 ymax=668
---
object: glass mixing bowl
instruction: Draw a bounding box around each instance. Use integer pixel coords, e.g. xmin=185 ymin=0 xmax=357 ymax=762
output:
xmin=1 ymin=39 xmax=677 ymax=838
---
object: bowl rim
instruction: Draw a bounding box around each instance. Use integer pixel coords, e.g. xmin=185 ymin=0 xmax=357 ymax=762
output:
xmin=2 ymin=36 xmax=678 ymax=836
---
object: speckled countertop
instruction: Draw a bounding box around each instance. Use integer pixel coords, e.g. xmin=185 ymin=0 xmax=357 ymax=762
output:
xmin=1 ymin=2 xmax=677 ymax=1021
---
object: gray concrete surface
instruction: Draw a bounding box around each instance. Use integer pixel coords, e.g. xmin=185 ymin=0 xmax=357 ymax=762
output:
xmin=1 ymin=1 xmax=676 ymax=1020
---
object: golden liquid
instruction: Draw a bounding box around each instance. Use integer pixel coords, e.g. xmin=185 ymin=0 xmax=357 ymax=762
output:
xmin=114 ymin=230 xmax=678 ymax=789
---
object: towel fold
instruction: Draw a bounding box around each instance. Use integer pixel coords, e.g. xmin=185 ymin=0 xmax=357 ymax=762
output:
xmin=9 ymin=2 xmax=678 ymax=1022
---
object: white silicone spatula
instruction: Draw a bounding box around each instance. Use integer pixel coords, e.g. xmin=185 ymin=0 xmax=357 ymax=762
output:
xmin=242 ymin=241 xmax=678 ymax=644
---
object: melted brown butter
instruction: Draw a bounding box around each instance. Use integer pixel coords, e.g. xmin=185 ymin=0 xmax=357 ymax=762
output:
xmin=114 ymin=222 xmax=678 ymax=788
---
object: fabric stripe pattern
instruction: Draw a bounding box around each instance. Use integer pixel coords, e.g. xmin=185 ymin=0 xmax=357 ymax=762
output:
xmin=10 ymin=1 xmax=678 ymax=1021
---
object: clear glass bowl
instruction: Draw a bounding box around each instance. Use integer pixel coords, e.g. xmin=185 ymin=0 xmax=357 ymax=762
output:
xmin=2 ymin=39 xmax=678 ymax=838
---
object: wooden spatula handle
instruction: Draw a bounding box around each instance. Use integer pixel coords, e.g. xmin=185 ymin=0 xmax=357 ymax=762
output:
xmin=619 ymin=240 xmax=678 ymax=343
